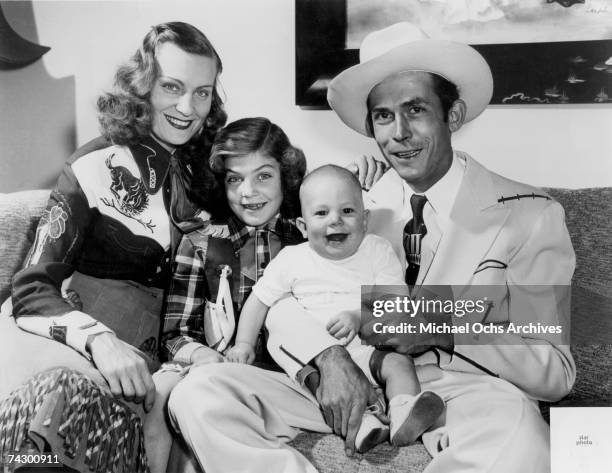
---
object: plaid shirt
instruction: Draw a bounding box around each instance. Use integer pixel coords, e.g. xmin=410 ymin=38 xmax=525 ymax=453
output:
xmin=161 ymin=215 xmax=303 ymax=360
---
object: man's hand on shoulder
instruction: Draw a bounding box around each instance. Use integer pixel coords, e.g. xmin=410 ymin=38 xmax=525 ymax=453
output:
xmin=313 ymin=345 xmax=387 ymax=456
xmin=346 ymin=155 xmax=388 ymax=191
xmin=88 ymin=332 xmax=156 ymax=412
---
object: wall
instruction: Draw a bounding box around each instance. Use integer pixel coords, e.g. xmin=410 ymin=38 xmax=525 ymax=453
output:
xmin=1 ymin=0 xmax=611 ymax=192
xmin=0 ymin=0 xmax=76 ymax=191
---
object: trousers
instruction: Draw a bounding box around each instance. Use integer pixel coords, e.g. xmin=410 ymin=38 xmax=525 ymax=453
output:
xmin=169 ymin=362 xmax=549 ymax=473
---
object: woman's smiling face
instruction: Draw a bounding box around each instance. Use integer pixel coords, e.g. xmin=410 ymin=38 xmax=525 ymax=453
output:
xmin=150 ymin=42 xmax=217 ymax=148
xmin=224 ymin=152 xmax=283 ymax=227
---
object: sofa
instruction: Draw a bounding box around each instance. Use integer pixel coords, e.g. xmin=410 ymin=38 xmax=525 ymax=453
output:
xmin=1 ymin=187 xmax=610 ymax=473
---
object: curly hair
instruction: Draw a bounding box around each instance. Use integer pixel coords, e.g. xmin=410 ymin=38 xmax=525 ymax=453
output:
xmin=204 ymin=117 xmax=307 ymax=219
xmin=97 ymin=21 xmax=228 ymax=214
xmin=97 ymin=22 xmax=226 ymax=145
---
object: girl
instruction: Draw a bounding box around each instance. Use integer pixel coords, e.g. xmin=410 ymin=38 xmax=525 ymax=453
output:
xmin=161 ymin=116 xmax=306 ymax=364
xmin=152 ymin=117 xmax=306 ymax=472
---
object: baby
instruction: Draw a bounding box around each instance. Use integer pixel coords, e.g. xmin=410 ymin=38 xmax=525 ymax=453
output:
xmin=227 ymin=164 xmax=444 ymax=452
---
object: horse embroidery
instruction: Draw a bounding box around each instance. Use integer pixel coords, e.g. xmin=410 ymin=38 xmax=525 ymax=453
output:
xmin=101 ymin=153 xmax=155 ymax=232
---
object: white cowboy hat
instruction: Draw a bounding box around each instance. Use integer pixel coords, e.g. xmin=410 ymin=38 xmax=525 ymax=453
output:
xmin=327 ymin=22 xmax=493 ymax=136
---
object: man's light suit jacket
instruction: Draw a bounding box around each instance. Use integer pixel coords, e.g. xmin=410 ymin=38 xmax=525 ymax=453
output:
xmin=364 ymin=151 xmax=576 ymax=402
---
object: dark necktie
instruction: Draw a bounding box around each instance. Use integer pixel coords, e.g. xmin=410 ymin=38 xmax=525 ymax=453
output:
xmin=403 ymin=194 xmax=428 ymax=286
xmin=168 ymin=155 xmax=205 ymax=254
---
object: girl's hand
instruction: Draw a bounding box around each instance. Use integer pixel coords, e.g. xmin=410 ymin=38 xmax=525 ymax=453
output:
xmin=346 ymin=155 xmax=389 ymax=191
xmin=226 ymin=342 xmax=256 ymax=364
xmin=191 ymin=345 xmax=225 ymax=366
xmin=326 ymin=310 xmax=361 ymax=345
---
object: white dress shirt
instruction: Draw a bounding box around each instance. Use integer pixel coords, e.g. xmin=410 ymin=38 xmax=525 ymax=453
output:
xmin=401 ymin=152 xmax=466 ymax=275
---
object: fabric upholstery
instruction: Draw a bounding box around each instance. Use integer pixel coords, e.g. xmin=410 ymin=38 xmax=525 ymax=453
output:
xmin=539 ymin=188 xmax=612 ymax=424
xmin=0 ymin=190 xmax=50 ymax=303
xmin=545 ymin=187 xmax=612 ymax=299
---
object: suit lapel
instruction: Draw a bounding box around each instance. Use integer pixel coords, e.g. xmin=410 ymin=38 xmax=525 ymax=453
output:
xmin=421 ymin=155 xmax=510 ymax=286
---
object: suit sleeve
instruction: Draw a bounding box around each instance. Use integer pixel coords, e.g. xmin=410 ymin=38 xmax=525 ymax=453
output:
xmin=445 ymin=201 xmax=576 ymax=401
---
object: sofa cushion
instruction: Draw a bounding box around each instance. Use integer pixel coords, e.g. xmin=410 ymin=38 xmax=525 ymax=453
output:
xmin=541 ymin=188 xmax=612 ymax=419
xmin=545 ymin=187 xmax=612 ymax=299
xmin=0 ymin=190 xmax=50 ymax=303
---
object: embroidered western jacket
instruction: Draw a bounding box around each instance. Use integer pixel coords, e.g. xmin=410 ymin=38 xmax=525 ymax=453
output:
xmin=11 ymin=136 xmax=195 ymax=356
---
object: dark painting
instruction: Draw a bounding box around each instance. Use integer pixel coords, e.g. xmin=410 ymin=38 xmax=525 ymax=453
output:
xmin=296 ymin=0 xmax=612 ymax=107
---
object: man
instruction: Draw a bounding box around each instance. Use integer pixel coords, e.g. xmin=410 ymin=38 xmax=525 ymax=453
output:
xmin=169 ymin=22 xmax=575 ymax=473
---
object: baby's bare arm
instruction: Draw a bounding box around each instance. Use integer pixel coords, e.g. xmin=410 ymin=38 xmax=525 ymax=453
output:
xmin=326 ymin=310 xmax=361 ymax=344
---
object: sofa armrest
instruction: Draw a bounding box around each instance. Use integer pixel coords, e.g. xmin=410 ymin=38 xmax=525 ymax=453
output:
xmin=0 ymin=190 xmax=51 ymax=302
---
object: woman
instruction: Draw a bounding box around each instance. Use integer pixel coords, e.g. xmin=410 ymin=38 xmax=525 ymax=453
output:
xmin=0 ymin=22 xmax=226 ymax=473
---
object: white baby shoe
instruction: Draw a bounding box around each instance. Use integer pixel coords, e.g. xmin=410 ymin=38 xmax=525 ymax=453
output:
xmin=389 ymin=391 xmax=445 ymax=447
xmin=355 ymin=406 xmax=389 ymax=453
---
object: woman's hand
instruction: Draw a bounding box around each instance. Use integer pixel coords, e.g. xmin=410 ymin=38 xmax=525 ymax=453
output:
xmin=88 ymin=332 xmax=156 ymax=411
xmin=346 ymin=155 xmax=389 ymax=191
xmin=191 ymin=345 xmax=225 ymax=366
xmin=226 ymin=342 xmax=256 ymax=364
xmin=326 ymin=310 xmax=360 ymax=345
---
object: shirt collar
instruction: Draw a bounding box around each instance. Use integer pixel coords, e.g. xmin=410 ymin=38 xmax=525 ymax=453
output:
xmin=227 ymin=214 xmax=303 ymax=253
xmin=129 ymin=135 xmax=172 ymax=195
xmin=403 ymin=151 xmax=466 ymax=218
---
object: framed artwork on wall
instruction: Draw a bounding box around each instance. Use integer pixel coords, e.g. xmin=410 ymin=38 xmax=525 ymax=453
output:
xmin=296 ymin=0 xmax=612 ymax=107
